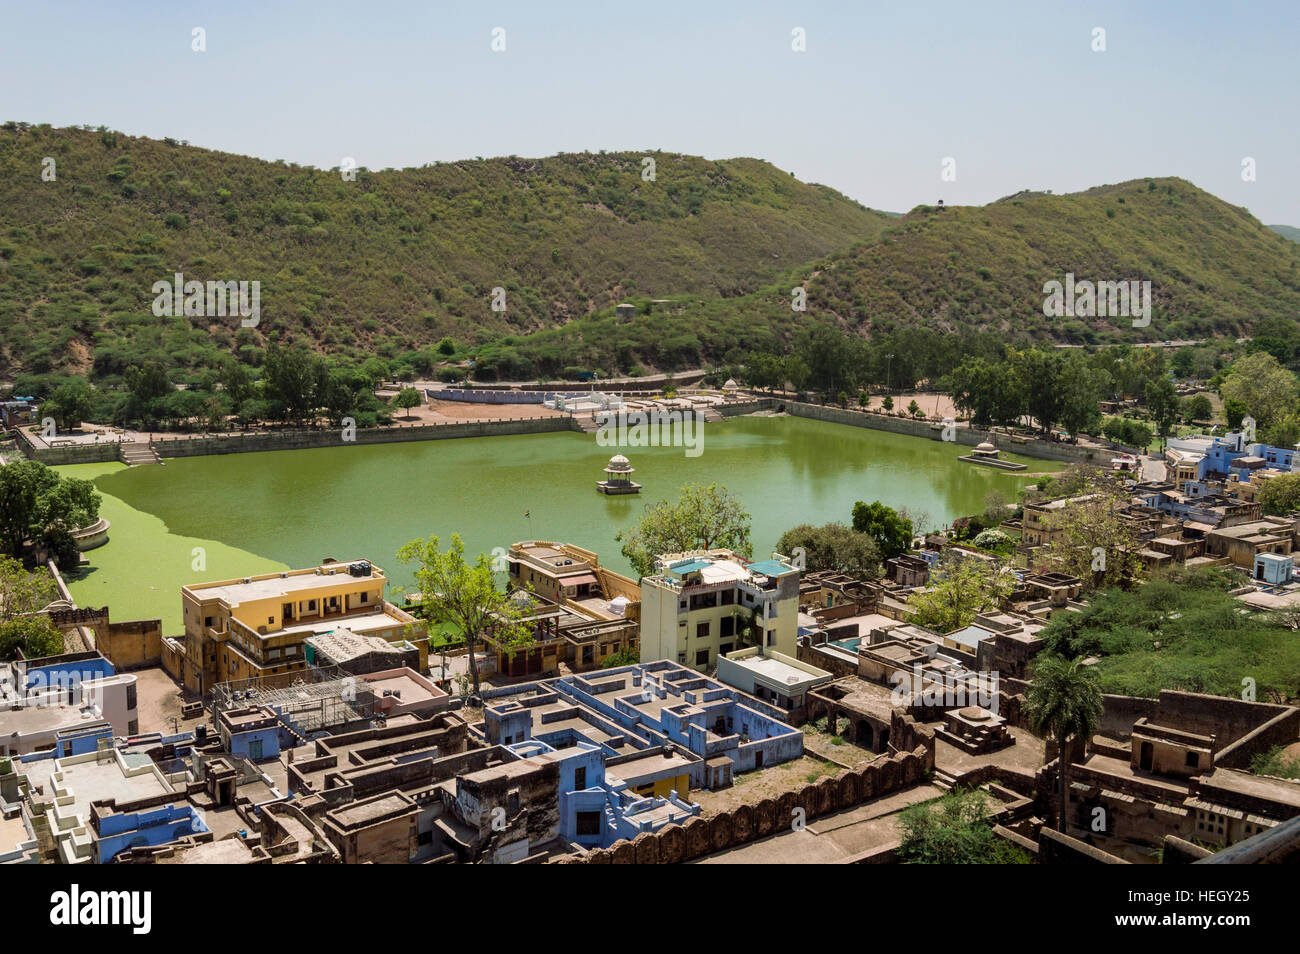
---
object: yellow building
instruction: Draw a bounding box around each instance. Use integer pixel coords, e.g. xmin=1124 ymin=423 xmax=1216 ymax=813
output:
xmin=175 ymin=560 xmax=425 ymax=694
xmin=639 ymin=550 xmax=801 ymax=671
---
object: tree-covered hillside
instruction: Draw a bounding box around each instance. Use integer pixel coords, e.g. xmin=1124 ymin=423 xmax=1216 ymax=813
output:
xmin=0 ymin=123 xmax=890 ymax=379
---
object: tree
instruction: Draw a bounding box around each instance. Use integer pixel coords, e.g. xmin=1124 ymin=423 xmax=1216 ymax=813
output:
xmin=44 ymin=380 xmax=94 ymax=431
xmin=263 ymin=345 xmax=324 ymax=424
xmin=1015 ymin=348 xmax=1065 ymax=435
xmin=776 ymin=523 xmax=880 ymax=579
xmin=1144 ymin=376 xmax=1179 ymax=449
xmin=1259 ymin=474 xmax=1300 ymax=516
xmin=1041 ymin=476 xmax=1146 ymax=591
xmin=618 ymin=483 xmax=752 ymax=578
xmin=1024 ymin=655 xmax=1103 ymax=832
xmin=0 ymin=461 xmax=99 ymax=567
xmin=0 ymin=614 xmax=64 ymax=661
xmin=1057 ymin=354 xmax=1108 ymax=440
xmin=971 ymin=528 xmax=1014 ymax=554
xmin=897 ymin=788 xmax=1032 ymax=864
xmin=392 ymin=387 xmax=423 ymax=419
xmin=1183 ymin=393 xmax=1213 ymax=423
xmin=882 ymin=395 xmax=894 ymax=413
xmin=850 ymin=500 xmax=912 ymax=560
xmin=397 ymin=533 xmax=532 ymax=697
xmin=0 ymin=556 xmax=58 ymax=623
xmin=908 ymin=555 xmax=1016 ymax=631
xmin=219 ymin=357 xmax=253 ymax=412
xmin=1219 ymin=352 xmax=1299 ymax=430
xmin=907 ymin=399 xmax=921 ymax=419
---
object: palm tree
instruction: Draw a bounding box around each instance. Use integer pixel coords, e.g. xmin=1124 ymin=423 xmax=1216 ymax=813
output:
xmin=1024 ymin=655 xmax=1104 ymax=833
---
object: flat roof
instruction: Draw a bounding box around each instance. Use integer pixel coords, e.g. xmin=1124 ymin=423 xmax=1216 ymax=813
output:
xmin=191 ymin=565 xmax=381 ymax=605
xmin=362 ymin=671 xmax=444 ymax=705
xmin=327 ymin=792 xmax=415 ymax=827
xmin=729 ymin=653 xmax=828 ymax=688
xmin=607 ymin=750 xmax=694 ymax=788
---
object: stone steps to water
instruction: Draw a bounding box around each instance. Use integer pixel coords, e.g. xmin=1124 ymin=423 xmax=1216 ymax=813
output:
xmin=574 ymin=416 xmax=601 ymax=434
xmin=119 ymin=441 xmax=161 ymax=465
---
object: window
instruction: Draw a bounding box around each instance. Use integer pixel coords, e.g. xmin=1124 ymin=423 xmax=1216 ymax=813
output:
xmin=696 ymin=622 xmax=710 ymax=639
xmin=677 ymin=653 xmax=687 ymax=664
xmin=574 ymin=767 xmax=586 ymax=790
xmin=360 ymin=592 xmax=368 ymax=603
xmin=1185 ymin=751 xmax=1199 ymax=768
xmin=720 ymin=590 xmax=735 ymax=605
xmin=766 ymin=630 xmax=775 ymax=647
xmin=507 ymin=789 xmax=520 ymax=815
xmin=575 ymin=811 xmax=601 ymax=837
xmin=308 ymin=599 xmax=317 ymax=611
xmin=720 ymin=616 xmax=735 ymax=638
xmin=204 ymin=616 xmax=214 ymax=628
xmin=695 ymin=649 xmax=709 ymax=666
xmin=127 ymin=719 xmax=139 ymax=735
xmin=125 ymin=684 xmax=137 ymax=710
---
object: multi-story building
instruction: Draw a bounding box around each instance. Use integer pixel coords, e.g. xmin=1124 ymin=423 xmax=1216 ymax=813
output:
xmin=174 ymin=560 xmax=424 ymax=695
xmin=490 ymin=541 xmax=640 ymax=676
xmin=639 ymin=550 xmax=801 ymax=670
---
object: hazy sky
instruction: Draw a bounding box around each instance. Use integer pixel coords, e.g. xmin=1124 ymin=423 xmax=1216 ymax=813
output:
xmin=4 ymin=0 xmax=1298 ymax=223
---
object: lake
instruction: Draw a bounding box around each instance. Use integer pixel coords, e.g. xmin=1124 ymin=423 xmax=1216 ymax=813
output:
xmin=57 ymin=414 xmax=1059 ymax=632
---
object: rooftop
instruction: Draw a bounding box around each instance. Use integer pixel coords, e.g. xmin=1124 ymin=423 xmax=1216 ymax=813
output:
xmin=188 ymin=563 xmax=382 ymax=605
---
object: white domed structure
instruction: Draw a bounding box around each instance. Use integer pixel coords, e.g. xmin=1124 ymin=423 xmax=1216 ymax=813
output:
xmin=597 ymin=455 xmax=641 ymax=495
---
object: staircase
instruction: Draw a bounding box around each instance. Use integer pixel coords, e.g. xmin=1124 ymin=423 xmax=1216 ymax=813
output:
xmin=573 ymin=415 xmax=601 ymax=434
xmin=119 ymin=440 xmax=161 ymax=466
xmin=699 ymin=407 xmax=725 ymax=424
xmin=932 ymin=768 xmax=958 ymax=791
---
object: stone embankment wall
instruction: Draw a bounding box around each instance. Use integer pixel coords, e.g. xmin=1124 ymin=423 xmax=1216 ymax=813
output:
xmin=17 ymin=394 xmax=1118 ymax=467
xmin=17 ymin=416 xmax=575 ymax=465
xmin=776 ymin=400 xmax=1127 ymax=466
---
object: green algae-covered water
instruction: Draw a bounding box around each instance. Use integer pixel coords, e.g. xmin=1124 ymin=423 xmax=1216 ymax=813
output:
xmin=58 ymin=415 xmax=1059 ymax=633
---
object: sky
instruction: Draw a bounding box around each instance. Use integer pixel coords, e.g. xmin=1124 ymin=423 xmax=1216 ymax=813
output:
xmin=3 ymin=0 xmax=1298 ymax=224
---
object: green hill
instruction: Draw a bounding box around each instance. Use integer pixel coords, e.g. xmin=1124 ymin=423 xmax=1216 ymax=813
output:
xmin=1270 ymin=224 xmax=1300 ymax=243
xmin=3 ymin=124 xmax=1298 ymax=386
xmin=802 ymin=179 xmax=1300 ymax=345
xmin=0 ymin=123 xmax=890 ymax=380
xmin=497 ymin=178 xmax=1300 ymax=375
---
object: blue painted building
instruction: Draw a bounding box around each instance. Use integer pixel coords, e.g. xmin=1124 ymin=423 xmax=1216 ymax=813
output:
xmin=504 ymin=738 xmax=699 ymax=849
xmin=1196 ymin=431 xmax=1299 ymax=480
xmin=95 ymin=804 xmax=210 ymax=863
xmin=483 ymin=661 xmax=804 ymax=790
